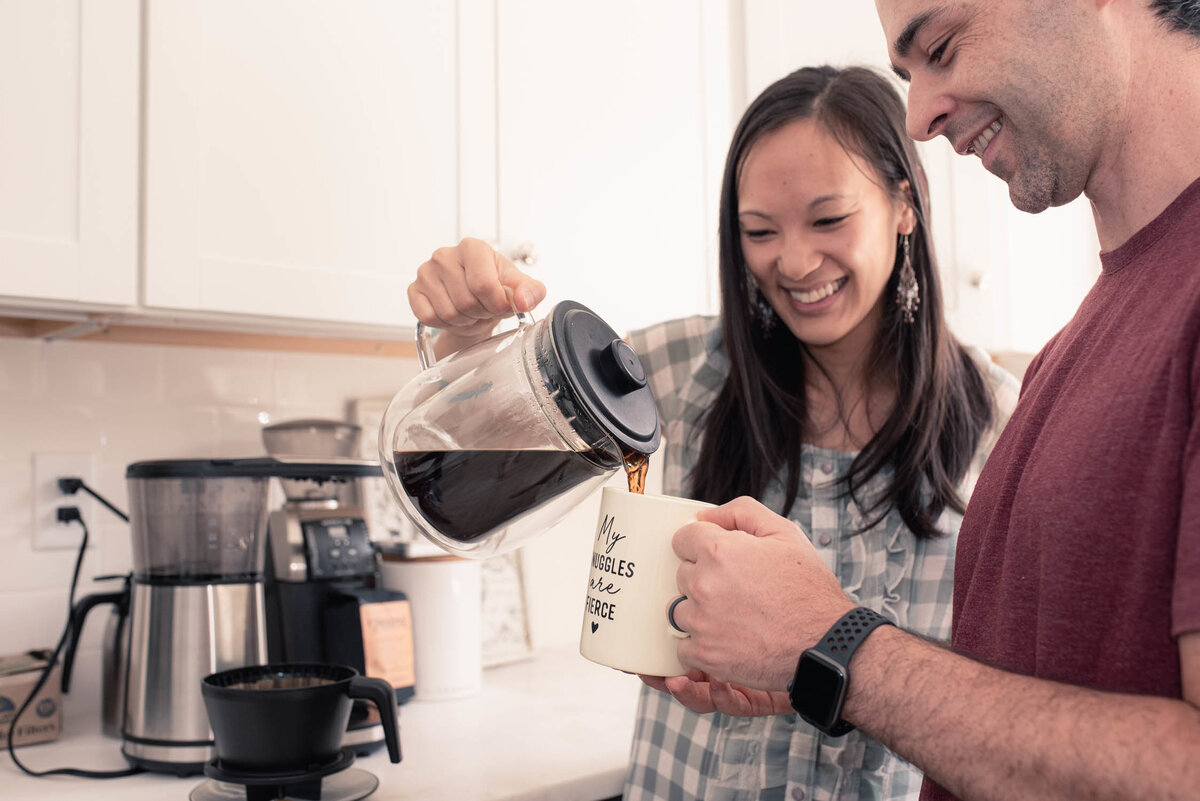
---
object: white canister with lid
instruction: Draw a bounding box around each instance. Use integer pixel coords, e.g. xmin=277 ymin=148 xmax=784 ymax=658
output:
xmin=379 ymin=553 xmax=483 ymax=700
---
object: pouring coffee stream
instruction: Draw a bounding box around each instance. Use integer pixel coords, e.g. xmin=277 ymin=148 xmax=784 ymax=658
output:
xmin=623 ymin=450 xmax=649 ymax=495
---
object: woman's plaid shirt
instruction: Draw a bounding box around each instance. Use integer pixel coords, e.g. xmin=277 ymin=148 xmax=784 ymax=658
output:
xmin=622 ymin=316 xmax=1019 ymax=801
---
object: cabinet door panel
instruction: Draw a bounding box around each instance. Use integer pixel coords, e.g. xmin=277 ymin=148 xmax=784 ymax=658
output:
xmin=144 ymin=0 xmax=457 ymax=328
xmin=495 ymin=1 xmax=717 ymax=335
xmin=0 ymin=0 xmax=138 ymax=306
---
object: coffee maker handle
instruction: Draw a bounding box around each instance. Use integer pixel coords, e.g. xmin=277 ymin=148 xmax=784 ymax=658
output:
xmin=62 ymin=588 xmax=129 ymax=693
xmin=348 ymin=676 xmax=403 ymax=763
xmin=415 ymin=309 xmax=535 ymax=370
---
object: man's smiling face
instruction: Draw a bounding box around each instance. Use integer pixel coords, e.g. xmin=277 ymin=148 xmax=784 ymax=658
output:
xmin=875 ymin=0 xmax=1121 ymax=213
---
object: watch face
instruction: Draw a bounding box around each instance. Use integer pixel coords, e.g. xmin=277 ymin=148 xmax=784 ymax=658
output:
xmin=789 ymin=653 xmax=846 ymax=729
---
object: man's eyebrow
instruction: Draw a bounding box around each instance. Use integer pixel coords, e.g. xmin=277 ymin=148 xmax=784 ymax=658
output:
xmin=894 ymin=9 xmax=939 ymax=59
xmin=890 ymin=8 xmax=946 ymax=82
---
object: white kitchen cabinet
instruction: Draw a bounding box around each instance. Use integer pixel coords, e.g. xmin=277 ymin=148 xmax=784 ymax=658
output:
xmin=143 ymin=0 xmax=459 ymax=329
xmin=0 ymin=0 xmax=139 ymax=308
xmin=481 ymin=0 xmax=732 ymax=335
xmin=143 ymin=0 xmax=731 ymax=336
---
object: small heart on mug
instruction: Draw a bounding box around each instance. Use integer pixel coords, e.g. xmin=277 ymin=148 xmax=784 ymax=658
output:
xmin=591 ymin=622 xmax=599 ymax=633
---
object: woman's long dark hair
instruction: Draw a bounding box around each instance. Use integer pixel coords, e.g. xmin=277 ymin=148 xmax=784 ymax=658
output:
xmin=689 ymin=65 xmax=994 ymax=539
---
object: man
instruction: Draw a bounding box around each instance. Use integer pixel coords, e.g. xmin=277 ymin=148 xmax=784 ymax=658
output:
xmin=663 ymin=1 xmax=1200 ymax=799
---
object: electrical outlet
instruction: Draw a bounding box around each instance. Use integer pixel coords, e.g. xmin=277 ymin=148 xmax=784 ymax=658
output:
xmin=32 ymin=453 xmax=96 ymax=550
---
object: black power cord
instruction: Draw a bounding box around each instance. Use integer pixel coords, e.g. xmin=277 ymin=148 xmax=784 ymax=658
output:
xmin=6 ymin=501 xmax=143 ymax=779
xmin=56 ymin=478 xmax=129 ymax=523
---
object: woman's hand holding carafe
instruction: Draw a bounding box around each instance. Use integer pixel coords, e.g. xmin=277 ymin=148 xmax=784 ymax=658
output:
xmin=408 ymin=237 xmax=547 ymax=360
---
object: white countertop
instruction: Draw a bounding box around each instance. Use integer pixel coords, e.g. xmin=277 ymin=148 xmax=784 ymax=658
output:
xmin=2 ymin=646 xmax=641 ymax=801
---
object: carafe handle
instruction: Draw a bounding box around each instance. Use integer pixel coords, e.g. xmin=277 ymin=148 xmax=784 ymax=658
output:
xmin=62 ymin=586 xmax=129 ymax=693
xmin=416 ymin=310 xmax=536 ymax=370
xmin=348 ymin=675 xmax=403 ymax=763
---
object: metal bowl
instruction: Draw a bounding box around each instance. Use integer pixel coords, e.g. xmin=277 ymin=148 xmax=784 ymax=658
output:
xmin=262 ymin=420 xmax=364 ymax=502
xmin=262 ymin=419 xmax=362 ymax=459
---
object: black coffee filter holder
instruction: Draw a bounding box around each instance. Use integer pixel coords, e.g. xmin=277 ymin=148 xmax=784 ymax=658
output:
xmin=202 ymin=664 xmax=401 ymax=775
xmin=203 ymin=747 xmax=356 ymax=801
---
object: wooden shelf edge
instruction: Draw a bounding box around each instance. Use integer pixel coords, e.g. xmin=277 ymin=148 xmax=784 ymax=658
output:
xmin=0 ymin=314 xmax=418 ymax=359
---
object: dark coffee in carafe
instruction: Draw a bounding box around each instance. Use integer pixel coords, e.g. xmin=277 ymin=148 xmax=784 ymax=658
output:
xmin=393 ymin=449 xmax=616 ymax=543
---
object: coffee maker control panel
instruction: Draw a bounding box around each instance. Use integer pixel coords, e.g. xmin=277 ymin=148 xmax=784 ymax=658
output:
xmin=302 ymin=518 xmax=376 ymax=580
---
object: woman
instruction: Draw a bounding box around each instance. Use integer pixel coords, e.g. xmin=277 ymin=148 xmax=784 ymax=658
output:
xmin=408 ymin=66 xmax=1018 ymax=801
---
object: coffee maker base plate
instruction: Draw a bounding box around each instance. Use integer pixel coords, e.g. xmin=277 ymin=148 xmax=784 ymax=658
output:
xmin=123 ymin=743 xmax=210 ymax=778
xmin=190 ymin=767 xmax=379 ymax=801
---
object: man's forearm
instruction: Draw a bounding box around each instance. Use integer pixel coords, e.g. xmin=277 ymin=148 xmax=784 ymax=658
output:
xmin=845 ymin=626 xmax=1200 ymax=801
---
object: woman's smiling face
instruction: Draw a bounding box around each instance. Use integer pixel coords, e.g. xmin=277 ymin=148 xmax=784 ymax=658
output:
xmin=738 ymin=117 xmax=915 ymax=354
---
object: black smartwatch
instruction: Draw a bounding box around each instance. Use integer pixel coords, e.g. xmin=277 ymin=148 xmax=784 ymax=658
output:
xmin=787 ymin=607 xmax=894 ymax=737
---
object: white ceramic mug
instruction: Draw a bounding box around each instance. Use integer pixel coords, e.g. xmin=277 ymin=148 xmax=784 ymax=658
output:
xmin=379 ymin=554 xmax=483 ymax=700
xmin=579 ymin=488 xmax=715 ymax=676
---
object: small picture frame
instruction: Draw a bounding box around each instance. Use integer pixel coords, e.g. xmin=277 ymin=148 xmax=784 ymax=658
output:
xmin=349 ymin=397 xmax=415 ymax=543
xmin=480 ymin=550 xmax=535 ymax=667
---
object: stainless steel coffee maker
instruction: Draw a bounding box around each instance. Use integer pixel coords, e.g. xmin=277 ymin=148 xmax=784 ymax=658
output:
xmin=118 ymin=458 xmax=280 ymax=775
xmin=64 ymin=458 xmax=395 ymax=776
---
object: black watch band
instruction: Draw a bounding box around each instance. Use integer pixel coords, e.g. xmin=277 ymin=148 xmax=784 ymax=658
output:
xmin=788 ymin=607 xmax=894 ymax=737
xmin=812 ymin=606 xmax=893 ymax=663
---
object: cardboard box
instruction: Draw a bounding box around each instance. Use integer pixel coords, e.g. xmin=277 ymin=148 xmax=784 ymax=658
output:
xmin=0 ymin=651 xmax=62 ymax=747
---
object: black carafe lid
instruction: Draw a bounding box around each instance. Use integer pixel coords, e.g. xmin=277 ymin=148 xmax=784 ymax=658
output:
xmin=544 ymin=301 xmax=661 ymax=455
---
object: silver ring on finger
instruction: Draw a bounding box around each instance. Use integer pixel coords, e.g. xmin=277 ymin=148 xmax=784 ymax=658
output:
xmin=667 ymin=595 xmax=688 ymax=633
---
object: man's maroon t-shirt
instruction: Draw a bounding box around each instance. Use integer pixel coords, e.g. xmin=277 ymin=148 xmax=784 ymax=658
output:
xmin=921 ymin=178 xmax=1200 ymax=801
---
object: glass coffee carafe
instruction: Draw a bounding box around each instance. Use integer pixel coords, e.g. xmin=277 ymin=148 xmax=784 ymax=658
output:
xmin=380 ymin=301 xmax=660 ymax=557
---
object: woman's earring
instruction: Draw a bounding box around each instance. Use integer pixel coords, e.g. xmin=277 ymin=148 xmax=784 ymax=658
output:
xmin=896 ymin=234 xmax=919 ymax=324
xmin=746 ymin=272 xmax=775 ymax=333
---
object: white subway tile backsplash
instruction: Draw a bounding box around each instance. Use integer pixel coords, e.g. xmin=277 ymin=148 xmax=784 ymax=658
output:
xmin=163 ymin=348 xmax=275 ymax=406
xmin=0 ymin=400 xmax=103 ymax=459
xmin=0 ymin=458 xmax=28 ymax=518
xmin=0 ymin=335 xmax=423 ymax=705
xmin=42 ymin=341 xmax=165 ymax=402
xmin=215 ymin=405 xmax=277 ymax=457
xmin=0 ymin=339 xmax=45 ymax=401
xmin=42 ymin=344 xmax=107 ymax=401
xmin=97 ymin=523 xmax=134 ymax=579
xmin=0 ymin=524 xmax=104 ymax=594
xmin=95 ymin=402 xmax=223 ymax=463
xmin=272 ymin=351 xmax=418 ymax=410
xmin=0 ymin=588 xmax=73 ymax=653
xmin=272 ymin=354 xmax=352 ymax=410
